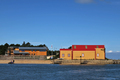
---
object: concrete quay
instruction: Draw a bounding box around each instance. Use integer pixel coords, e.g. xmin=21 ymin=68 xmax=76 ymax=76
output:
xmin=53 ymin=59 xmax=120 ymax=65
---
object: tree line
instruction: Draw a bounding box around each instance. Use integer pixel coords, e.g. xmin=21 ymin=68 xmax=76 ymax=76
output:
xmin=0 ymin=41 xmax=59 ymax=55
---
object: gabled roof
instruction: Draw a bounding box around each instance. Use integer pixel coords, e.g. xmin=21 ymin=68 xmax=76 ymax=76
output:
xmin=19 ymin=47 xmax=47 ymax=50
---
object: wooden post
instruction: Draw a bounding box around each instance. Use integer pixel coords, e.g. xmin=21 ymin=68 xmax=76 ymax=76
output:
xmin=80 ymin=56 xmax=82 ymax=64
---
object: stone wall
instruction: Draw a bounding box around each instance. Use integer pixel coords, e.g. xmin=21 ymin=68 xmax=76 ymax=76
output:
xmin=0 ymin=55 xmax=46 ymax=60
xmin=54 ymin=59 xmax=120 ymax=65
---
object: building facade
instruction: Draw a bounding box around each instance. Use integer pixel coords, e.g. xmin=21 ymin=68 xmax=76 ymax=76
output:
xmin=6 ymin=47 xmax=47 ymax=56
xmin=60 ymin=45 xmax=105 ymax=60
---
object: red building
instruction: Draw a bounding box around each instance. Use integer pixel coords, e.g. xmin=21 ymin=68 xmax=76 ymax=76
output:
xmin=60 ymin=45 xmax=105 ymax=60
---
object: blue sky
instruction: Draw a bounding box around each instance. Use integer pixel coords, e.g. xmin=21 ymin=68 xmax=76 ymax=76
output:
xmin=0 ymin=0 xmax=120 ymax=59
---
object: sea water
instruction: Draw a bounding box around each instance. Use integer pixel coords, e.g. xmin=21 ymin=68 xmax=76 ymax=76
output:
xmin=0 ymin=64 xmax=120 ymax=80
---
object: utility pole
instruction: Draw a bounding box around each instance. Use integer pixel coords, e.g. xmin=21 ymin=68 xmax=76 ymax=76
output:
xmin=51 ymin=44 xmax=53 ymax=59
xmin=80 ymin=56 xmax=82 ymax=64
xmin=51 ymin=45 xmax=54 ymax=63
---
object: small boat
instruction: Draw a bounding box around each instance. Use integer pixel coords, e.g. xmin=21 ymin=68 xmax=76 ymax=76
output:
xmin=8 ymin=60 xmax=15 ymax=64
xmin=8 ymin=62 xmax=14 ymax=64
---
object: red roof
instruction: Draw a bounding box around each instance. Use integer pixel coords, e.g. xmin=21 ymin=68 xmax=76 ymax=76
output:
xmin=72 ymin=45 xmax=105 ymax=51
xmin=60 ymin=49 xmax=72 ymax=51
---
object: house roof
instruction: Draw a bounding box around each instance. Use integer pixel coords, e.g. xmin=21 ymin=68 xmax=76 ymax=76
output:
xmin=13 ymin=50 xmax=29 ymax=54
xmin=72 ymin=45 xmax=105 ymax=51
xmin=60 ymin=45 xmax=105 ymax=51
xmin=9 ymin=46 xmax=19 ymax=48
xmin=19 ymin=47 xmax=47 ymax=50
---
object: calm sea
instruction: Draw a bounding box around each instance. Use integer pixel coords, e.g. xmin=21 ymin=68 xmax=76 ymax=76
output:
xmin=0 ymin=64 xmax=120 ymax=80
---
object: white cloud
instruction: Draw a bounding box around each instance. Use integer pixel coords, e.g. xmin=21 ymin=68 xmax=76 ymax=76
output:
xmin=75 ymin=0 xmax=94 ymax=4
xmin=107 ymin=50 xmax=113 ymax=53
xmin=116 ymin=51 xmax=120 ymax=52
xmin=106 ymin=51 xmax=120 ymax=53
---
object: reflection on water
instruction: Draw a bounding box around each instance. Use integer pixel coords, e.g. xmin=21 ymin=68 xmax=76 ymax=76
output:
xmin=0 ymin=64 xmax=120 ymax=80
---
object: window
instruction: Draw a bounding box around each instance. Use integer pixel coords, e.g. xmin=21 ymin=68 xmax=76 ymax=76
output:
xmin=96 ymin=46 xmax=99 ymax=48
xmin=85 ymin=45 xmax=87 ymax=49
xmin=74 ymin=46 xmax=76 ymax=49
xmin=82 ymin=53 xmax=84 ymax=57
xmin=22 ymin=50 xmax=25 ymax=51
xmin=68 ymin=54 xmax=70 ymax=57
xmin=62 ymin=54 xmax=64 ymax=57
xmin=34 ymin=54 xmax=35 ymax=55
xmin=97 ymin=53 xmax=99 ymax=57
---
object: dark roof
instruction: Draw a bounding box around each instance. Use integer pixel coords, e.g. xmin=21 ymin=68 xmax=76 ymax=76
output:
xmin=19 ymin=47 xmax=47 ymax=50
xmin=9 ymin=46 xmax=19 ymax=48
xmin=13 ymin=50 xmax=29 ymax=54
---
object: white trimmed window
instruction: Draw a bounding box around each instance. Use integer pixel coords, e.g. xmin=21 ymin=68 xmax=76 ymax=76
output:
xmin=62 ymin=54 xmax=64 ymax=57
xmin=68 ymin=54 xmax=70 ymax=57
xmin=74 ymin=46 xmax=76 ymax=49
xmin=97 ymin=53 xmax=99 ymax=57
xmin=82 ymin=53 xmax=84 ymax=57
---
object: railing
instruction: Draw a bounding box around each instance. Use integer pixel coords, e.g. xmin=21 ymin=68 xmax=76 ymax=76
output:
xmin=0 ymin=55 xmax=46 ymax=60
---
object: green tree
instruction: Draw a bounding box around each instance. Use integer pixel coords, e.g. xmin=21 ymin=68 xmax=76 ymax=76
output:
xmin=68 ymin=46 xmax=72 ymax=49
xmin=4 ymin=43 xmax=9 ymax=48
xmin=22 ymin=41 xmax=26 ymax=47
xmin=10 ymin=44 xmax=15 ymax=46
xmin=26 ymin=42 xmax=31 ymax=47
xmin=15 ymin=44 xmax=20 ymax=46
xmin=0 ymin=43 xmax=9 ymax=55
